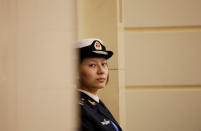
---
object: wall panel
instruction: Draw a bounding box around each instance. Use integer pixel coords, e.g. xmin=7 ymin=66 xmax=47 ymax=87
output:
xmin=125 ymin=88 xmax=201 ymax=131
xmin=125 ymin=31 xmax=201 ymax=86
xmin=124 ymin=0 xmax=201 ymax=27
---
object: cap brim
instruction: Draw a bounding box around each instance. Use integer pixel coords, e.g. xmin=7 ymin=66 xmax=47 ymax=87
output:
xmin=91 ymin=50 xmax=113 ymax=59
xmin=80 ymin=50 xmax=113 ymax=60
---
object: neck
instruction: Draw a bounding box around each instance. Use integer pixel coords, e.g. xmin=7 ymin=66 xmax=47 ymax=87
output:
xmin=80 ymin=86 xmax=98 ymax=95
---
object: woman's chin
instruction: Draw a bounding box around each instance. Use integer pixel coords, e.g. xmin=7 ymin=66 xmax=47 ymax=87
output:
xmin=96 ymin=84 xmax=106 ymax=89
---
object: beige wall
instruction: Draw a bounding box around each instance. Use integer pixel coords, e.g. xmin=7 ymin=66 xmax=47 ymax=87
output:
xmin=126 ymin=87 xmax=201 ymax=131
xmin=125 ymin=31 xmax=201 ymax=85
xmin=76 ymin=0 xmax=201 ymax=130
xmin=124 ymin=0 xmax=201 ymax=131
xmin=0 ymin=0 xmax=78 ymax=131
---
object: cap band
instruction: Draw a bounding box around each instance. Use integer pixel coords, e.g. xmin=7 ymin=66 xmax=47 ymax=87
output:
xmin=92 ymin=51 xmax=108 ymax=55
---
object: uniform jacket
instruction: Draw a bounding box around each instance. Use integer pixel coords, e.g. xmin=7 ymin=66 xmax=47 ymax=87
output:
xmin=79 ymin=92 xmax=122 ymax=131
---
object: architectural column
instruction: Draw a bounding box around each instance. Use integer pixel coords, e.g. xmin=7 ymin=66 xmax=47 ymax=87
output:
xmin=0 ymin=0 xmax=78 ymax=130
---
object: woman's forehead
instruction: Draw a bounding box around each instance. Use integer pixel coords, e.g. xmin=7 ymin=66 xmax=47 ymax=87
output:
xmin=83 ymin=57 xmax=107 ymax=62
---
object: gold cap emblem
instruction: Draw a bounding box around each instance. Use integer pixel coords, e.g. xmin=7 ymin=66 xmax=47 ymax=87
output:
xmin=94 ymin=41 xmax=102 ymax=50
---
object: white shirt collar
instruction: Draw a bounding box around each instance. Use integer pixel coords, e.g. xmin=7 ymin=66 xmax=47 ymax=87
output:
xmin=79 ymin=89 xmax=99 ymax=103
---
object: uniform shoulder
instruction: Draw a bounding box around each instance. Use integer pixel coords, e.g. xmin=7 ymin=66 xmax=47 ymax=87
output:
xmin=79 ymin=97 xmax=98 ymax=110
xmin=79 ymin=97 xmax=85 ymax=106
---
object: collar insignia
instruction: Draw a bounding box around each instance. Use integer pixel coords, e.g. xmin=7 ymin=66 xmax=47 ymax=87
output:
xmin=88 ymin=99 xmax=96 ymax=105
xmin=79 ymin=98 xmax=85 ymax=106
xmin=101 ymin=119 xmax=110 ymax=125
xmin=94 ymin=41 xmax=102 ymax=50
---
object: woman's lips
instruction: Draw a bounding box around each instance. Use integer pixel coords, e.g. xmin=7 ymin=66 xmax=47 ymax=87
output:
xmin=97 ymin=78 xmax=105 ymax=83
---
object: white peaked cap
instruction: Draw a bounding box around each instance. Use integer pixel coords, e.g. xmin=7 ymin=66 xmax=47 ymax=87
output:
xmin=76 ymin=38 xmax=113 ymax=60
xmin=76 ymin=38 xmax=104 ymax=48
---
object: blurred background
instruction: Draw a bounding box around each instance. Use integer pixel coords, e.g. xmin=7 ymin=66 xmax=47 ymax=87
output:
xmin=1 ymin=0 xmax=201 ymax=131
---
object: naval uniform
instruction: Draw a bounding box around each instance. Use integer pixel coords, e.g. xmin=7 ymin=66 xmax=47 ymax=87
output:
xmin=79 ymin=91 xmax=122 ymax=131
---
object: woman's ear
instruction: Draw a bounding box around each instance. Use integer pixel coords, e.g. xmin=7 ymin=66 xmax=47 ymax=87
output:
xmin=106 ymin=74 xmax=109 ymax=84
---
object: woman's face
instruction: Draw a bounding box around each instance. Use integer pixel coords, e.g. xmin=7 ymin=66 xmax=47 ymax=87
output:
xmin=79 ymin=57 xmax=109 ymax=94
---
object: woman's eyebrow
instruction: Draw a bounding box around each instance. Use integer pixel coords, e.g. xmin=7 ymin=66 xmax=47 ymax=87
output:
xmin=87 ymin=59 xmax=107 ymax=63
xmin=88 ymin=60 xmax=97 ymax=62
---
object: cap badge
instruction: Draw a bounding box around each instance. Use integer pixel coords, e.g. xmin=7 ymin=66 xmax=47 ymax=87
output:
xmin=94 ymin=41 xmax=102 ymax=50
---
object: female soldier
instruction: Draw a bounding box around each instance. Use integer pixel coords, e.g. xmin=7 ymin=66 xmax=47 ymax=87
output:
xmin=77 ymin=38 xmax=122 ymax=131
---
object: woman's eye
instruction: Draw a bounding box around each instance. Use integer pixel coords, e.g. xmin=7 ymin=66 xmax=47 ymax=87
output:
xmin=102 ymin=63 xmax=108 ymax=67
xmin=89 ymin=64 xmax=96 ymax=67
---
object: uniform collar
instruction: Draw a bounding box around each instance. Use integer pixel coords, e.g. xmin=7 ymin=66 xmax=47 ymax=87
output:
xmin=79 ymin=89 xmax=100 ymax=103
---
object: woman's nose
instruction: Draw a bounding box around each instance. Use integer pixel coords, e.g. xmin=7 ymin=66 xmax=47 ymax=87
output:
xmin=97 ymin=65 xmax=105 ymax=74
